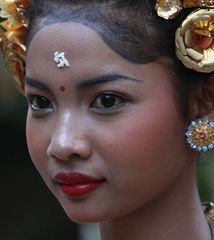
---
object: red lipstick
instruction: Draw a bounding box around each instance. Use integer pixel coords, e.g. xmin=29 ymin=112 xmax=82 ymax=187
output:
xmin=54 ymin=172 xmax=104 ymax=197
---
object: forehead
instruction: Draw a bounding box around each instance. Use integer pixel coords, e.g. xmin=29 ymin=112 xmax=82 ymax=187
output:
xmin=25 ymin=21 xmax=170 ymax=89
xmin=26 ymin=22 xmax=134 ymax=79
xmin=28 ymin=22 xmax=104 ymax=55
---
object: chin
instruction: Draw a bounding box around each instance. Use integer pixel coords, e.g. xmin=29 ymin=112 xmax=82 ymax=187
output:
xmin=60 ymin=201 xmax=118 ymax=224
xmin=63 ymin=208 xmax=102 ymax=224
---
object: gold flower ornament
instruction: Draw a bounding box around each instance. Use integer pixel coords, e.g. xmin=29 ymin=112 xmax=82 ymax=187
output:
xmin=176 ymin=9 xmax=214 ymax=72
xmin=0 ymin=0 xmax=29 ymax=93
xmin=156 ymin=0 xmax=214 ymax=73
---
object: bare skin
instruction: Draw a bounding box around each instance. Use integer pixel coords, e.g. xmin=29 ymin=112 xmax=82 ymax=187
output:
xmin=25 ymin=22 xmax=212 ymax=240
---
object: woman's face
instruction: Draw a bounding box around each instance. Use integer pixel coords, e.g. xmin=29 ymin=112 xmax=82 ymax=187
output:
xmin=26 ymin=22 xmax=189 ymax=223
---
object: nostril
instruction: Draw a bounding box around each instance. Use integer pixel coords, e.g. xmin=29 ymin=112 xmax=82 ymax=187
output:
xmin=47 ymin=135 xmax=92 ymax=161
xmin=68 ymin=153 xmax=83 ymax=161
xmin=50 ymin=152 xmax=84 ymax=162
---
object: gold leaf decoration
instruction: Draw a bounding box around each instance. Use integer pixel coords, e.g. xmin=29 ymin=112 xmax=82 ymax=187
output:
xmin=0 ymin=0 xmax=29 ymax=94
xmin=183 ymin=0 xmax=214 ymax=8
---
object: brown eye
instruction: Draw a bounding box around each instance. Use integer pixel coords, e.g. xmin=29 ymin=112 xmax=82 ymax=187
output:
xmin=100 ymin=95 xmax=117 ymax=108
xmin=28 ymin=95 xmax=53 ymax=112
xmin=90 ymin=93 xmax=127 ymax=112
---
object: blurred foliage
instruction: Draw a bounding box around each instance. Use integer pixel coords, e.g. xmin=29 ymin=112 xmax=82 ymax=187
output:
xmin=198 ymin=152 xmax=214 ymax=202
xmin=0 ymin=56 xmax=26 ymax=122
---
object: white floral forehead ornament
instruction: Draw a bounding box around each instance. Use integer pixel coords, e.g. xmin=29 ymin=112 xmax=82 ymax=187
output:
xmin=155 ymin=0 xmax=214 ymax=73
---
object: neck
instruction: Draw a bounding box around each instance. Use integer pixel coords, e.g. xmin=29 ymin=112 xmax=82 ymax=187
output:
xmin=99 ymin=160 xmax=211 ymax=240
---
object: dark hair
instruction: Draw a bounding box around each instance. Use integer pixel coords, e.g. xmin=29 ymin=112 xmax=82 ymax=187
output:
xmin=26 ymin=0 xmax=213 ymax=117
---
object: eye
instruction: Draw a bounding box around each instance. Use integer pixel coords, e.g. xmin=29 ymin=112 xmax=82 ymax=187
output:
xmin=28 ymin=95 xmax=53 ymax=112
xmin=90 ymin=93 xmax=128 ymax=112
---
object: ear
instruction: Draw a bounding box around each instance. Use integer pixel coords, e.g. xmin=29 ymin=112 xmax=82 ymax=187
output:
xmin=188 ymin=77 xmax=214 ymax=120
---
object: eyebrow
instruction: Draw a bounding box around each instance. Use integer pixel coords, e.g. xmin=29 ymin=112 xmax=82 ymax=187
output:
xmin=25 ymin=77 xmax=50 ymax=91
xmin=76 ymin=74 xmax=142 ymax=90
xmin=25 ymin=74 xmax=142 ymax=91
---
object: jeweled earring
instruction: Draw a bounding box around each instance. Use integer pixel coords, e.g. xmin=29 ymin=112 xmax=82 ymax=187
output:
xmin=186 ymin=118 xmax=214 ymax=152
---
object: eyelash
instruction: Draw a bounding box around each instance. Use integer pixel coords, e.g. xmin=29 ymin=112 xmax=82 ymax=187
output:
xmin=90 ymin=93 xmax=128 ymax=113
xmin=27 ymin=95 xmax=53 ymax=113
xmin=27 ymin=92 xmax=128 ymax=115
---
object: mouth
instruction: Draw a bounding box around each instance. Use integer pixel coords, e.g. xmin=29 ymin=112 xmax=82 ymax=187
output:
xmin=53 ymin=172 xmax=105 ymax=198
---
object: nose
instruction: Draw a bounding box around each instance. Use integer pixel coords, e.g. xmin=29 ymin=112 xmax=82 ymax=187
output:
xmin=47 ymin=112 xmax=92 ymax=161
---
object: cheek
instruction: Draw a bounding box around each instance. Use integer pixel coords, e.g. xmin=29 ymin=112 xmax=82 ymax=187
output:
xmin=100 ymin=104 xmax=184 ymax=157
xmin=26 ymin=115 xmax=50 ymax=174
xmin=94 ymin=96 xmax=187 ymax=197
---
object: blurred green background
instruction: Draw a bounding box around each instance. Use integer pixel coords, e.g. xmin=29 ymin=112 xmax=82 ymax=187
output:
xmin=198 ymin=151 xmax=214 ymax=201
xmin=0 ymin=56 xmax=213 ymax=239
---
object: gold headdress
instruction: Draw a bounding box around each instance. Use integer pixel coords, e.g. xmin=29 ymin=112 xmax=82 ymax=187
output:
xmin=0 ymin=0 xmax=213 ymax=94
xmin=0 ymin=0 xmax=29 ymax=94
xmin=156 ymin=0 xmax=214 ymax=73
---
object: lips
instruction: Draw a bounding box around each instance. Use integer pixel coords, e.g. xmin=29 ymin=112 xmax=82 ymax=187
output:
xmin=53 ymin=172 xmax=105 ymax=197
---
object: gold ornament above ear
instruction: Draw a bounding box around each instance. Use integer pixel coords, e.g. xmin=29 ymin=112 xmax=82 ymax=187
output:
xmin=176 ymin=8 xmax=214 ymax=73
xmin=155 ymin=0 xmax=183 ymax=19
xmin=183 ymin=0 xmax=214 ymax=8
xmin=0 ymin=0 xmax=29 ymax=94
xmin=156 ymin=0 xmax=214 ymax=73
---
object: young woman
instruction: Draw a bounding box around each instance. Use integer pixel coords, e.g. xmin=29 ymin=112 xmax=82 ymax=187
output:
xmin=1 ymin=0 xmax=214 ymax=239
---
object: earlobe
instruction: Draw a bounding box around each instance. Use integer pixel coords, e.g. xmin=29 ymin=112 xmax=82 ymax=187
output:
xmin=188 ymin=77 xmax=214 ymax=120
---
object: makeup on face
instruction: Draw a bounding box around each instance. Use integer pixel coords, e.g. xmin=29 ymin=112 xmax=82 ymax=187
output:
xmin=26 ymin=22 xmax=188 ymax=225
xmin=59 ymin=85 xmax=66 ymax=92
xmin=53 ymin=172 xmax=105 ymax=198
xmin=54 ymin=51 xmax=70 ymax=68
xmin=53 ymin=51 xmax=69 ymax=92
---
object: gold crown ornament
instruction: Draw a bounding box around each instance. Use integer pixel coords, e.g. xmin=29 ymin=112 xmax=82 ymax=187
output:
xmin=203 ymin=202 xmax=214 ymax=238
xmin=0 ymin=0 xmax=213 ymax=95
xmin=183 ymin=0 xmax=214 ymax=8
xmin=0 ymin=0 xmax=29 ymax=94
xmin=156 ymin=0 xmax=214 ymax=73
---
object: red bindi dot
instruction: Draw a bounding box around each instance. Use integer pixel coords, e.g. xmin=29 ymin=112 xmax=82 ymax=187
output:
xmin=60 ymin=85 xmax=66 ymax=92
